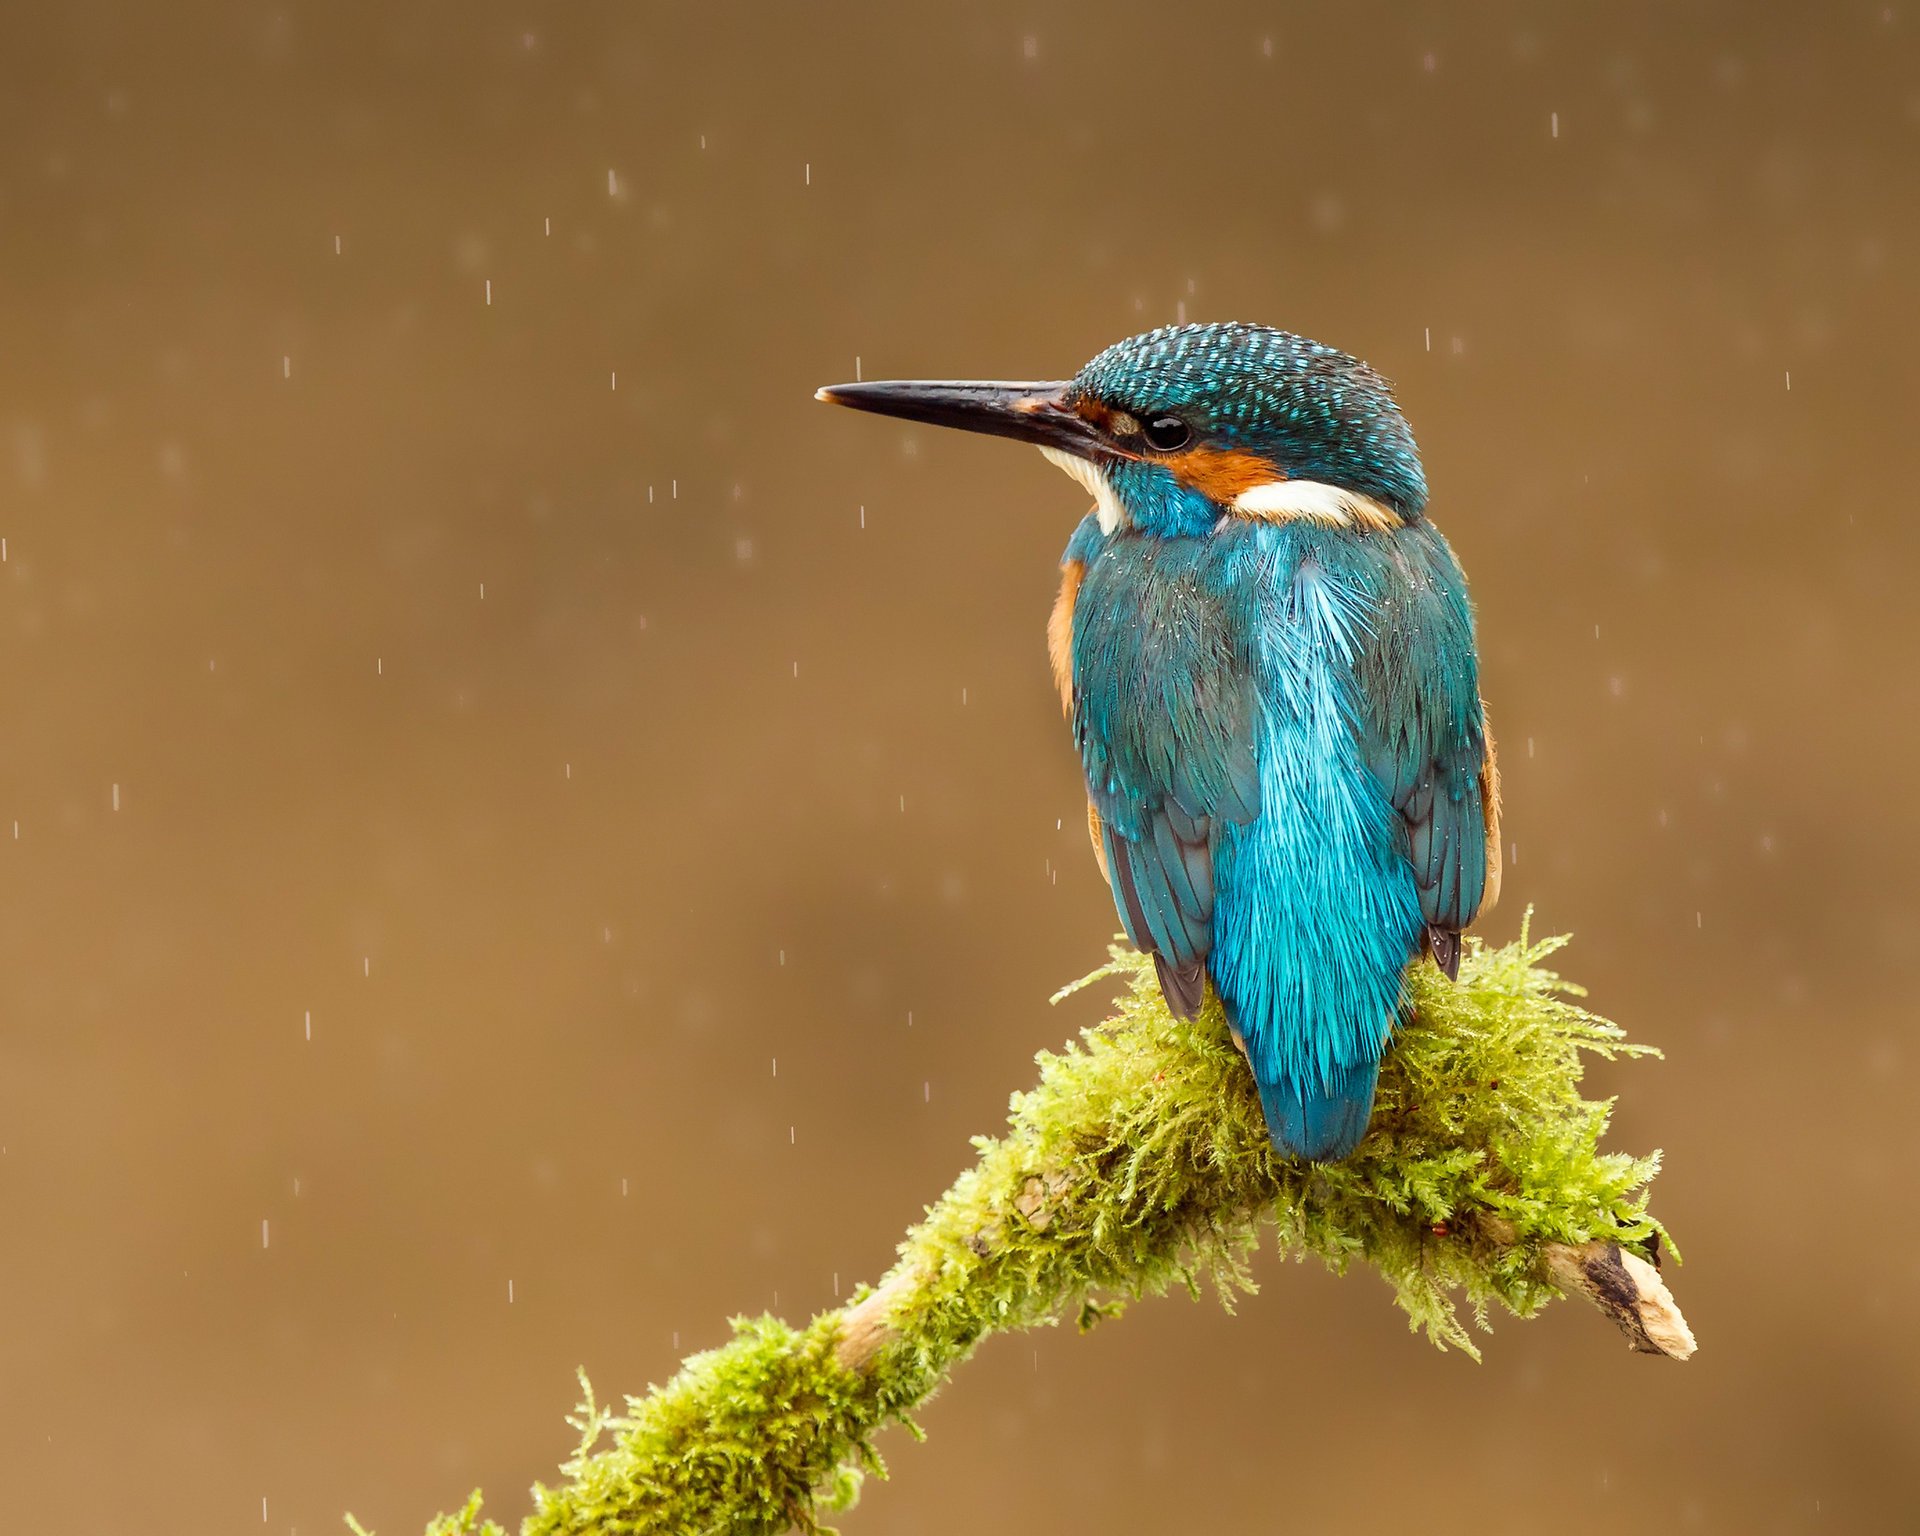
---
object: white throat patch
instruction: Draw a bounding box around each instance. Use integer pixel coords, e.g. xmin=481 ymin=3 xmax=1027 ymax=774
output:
xmin=1228 ymin=479 xmax=1399 ymax=531
xmin=1039 ymin=446 xmax=1129 ymax=534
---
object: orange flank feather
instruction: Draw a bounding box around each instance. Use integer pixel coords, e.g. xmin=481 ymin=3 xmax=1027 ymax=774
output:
xmin=1045 ymin=555 xmax=1110 ymax=886
xmin=1160 ymin=444 xmax=1282 ymax=505
xmin=1479 ymin=707 xmax=1504 ymax=913
xmin=1048 ymin=559 xmax=1083 ymax=716
xmin=1086 ymin=799 xmax=1109 ymax=884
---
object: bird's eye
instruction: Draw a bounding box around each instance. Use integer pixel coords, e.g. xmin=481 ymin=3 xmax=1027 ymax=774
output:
xmin=1142 ymin=415 xmax=1191 ymax=452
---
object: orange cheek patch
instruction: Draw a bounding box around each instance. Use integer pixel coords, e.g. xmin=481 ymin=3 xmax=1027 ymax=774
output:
xmin=1163 ymin=445 xmax=1282 ymax=503
xmin=1073 ymin=398 xmax=1119 ymax=433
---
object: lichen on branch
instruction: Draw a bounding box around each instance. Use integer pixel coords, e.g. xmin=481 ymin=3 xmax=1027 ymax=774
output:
xmin=390 ymin=919 xmax=1686 ymax=1536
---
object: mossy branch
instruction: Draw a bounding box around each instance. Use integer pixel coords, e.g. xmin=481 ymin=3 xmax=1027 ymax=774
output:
xmin=392 ymin=919 xmax=1691 ymax=1536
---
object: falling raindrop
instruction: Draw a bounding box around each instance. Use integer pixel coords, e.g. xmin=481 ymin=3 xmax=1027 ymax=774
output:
xmin=261 ymin=1220 xmax=269 ymax=1250
xmin=1551 ymin=111 xmax=1560 ymax=138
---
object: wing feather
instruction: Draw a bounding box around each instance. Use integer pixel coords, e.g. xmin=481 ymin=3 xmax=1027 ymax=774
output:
xmin=1069 ymin=531 xmax=1260 ymax=1018
xmin=1352 ymin=523 xmax=1497 ymax=964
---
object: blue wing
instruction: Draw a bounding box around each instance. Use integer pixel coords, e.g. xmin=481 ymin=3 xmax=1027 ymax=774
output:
xmin=1352 ymin=522 xmax=1500 ymax=976
xmin=1067 ymin=528 xmax=1261 ymax=1016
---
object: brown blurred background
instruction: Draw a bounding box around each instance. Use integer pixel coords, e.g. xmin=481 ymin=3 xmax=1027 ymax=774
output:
xmin=2 ymin=3 xmax=1916 ymax=1531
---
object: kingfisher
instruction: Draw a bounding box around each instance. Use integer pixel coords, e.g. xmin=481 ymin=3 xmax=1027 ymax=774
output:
xmin=816 ymin=323 xmax=1500 ymax=1161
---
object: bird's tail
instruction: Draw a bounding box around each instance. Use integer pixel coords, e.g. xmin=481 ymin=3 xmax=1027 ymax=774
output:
xmin=1255 ymin=1061 xmax=1380 ymax=1162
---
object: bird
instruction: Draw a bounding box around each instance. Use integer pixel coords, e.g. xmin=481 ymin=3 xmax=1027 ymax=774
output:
xmin=815 ymin=322 xmax=1499 ymax=1161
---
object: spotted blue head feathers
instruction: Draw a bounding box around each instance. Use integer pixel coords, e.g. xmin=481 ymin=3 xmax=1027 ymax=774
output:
xmin=1072 ymin=322 xmax=1429 ymax=529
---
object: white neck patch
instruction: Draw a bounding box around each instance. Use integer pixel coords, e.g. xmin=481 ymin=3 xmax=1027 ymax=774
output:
xmin=1039 ymin=446 xmax=1129 ymax=534
xmin=1229 ymin=479 xmax=1399 ymax=532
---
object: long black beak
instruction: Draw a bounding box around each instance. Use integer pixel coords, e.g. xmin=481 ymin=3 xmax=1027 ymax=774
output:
xmin=814 ymin=379 xmax=1110 ymax=460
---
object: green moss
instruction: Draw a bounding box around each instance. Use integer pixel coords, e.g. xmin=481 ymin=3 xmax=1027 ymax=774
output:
xmin=398 ymin=920 xmax=1670 ymax=1536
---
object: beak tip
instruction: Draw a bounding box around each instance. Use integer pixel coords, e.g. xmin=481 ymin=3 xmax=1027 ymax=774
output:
xmin=814 ymin=385 xmax=845 ymax=405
